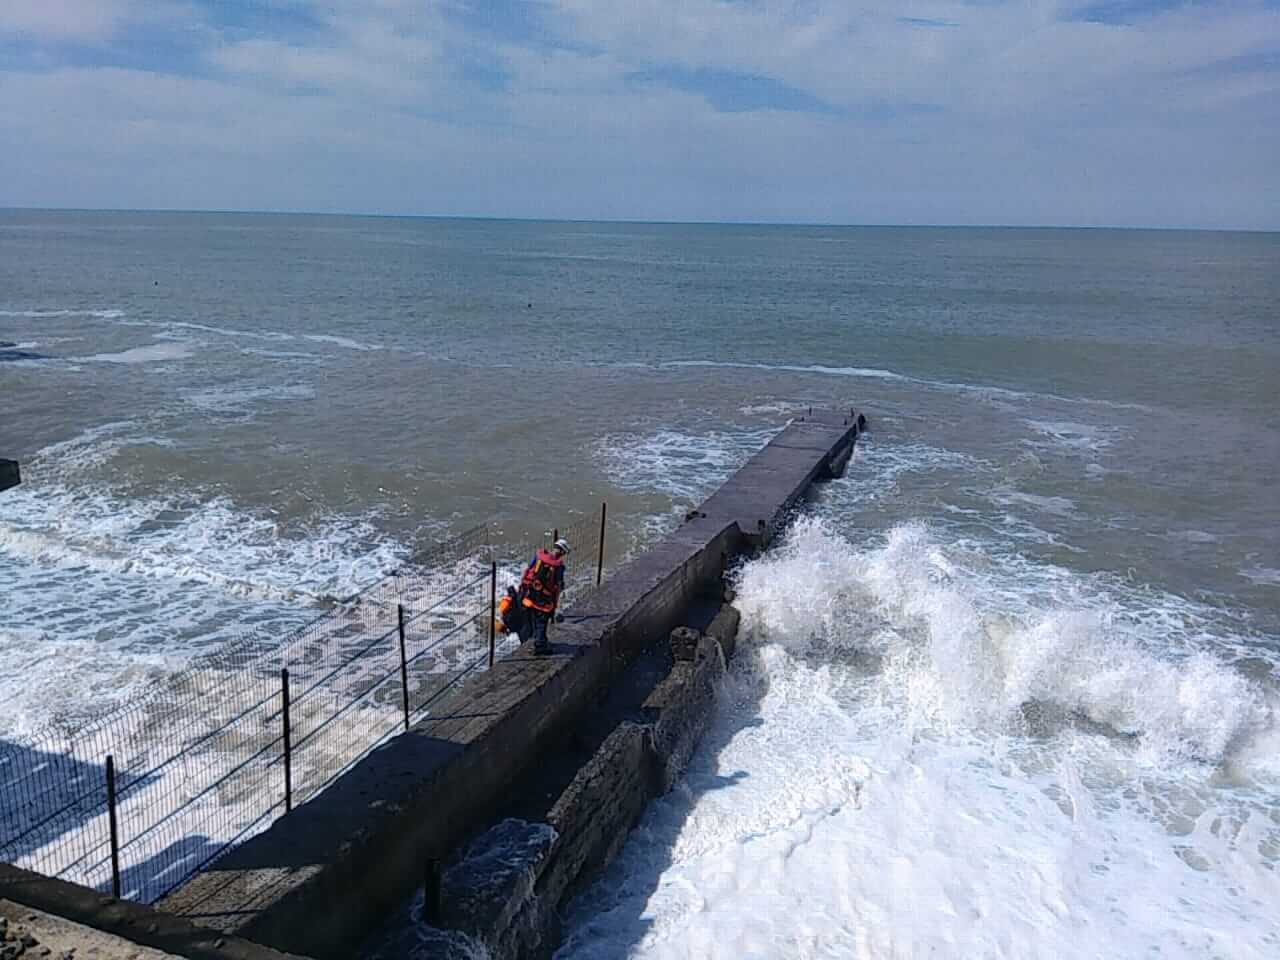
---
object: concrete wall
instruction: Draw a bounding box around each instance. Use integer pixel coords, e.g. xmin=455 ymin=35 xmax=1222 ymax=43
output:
xmin=159 ymin=411 xmax=863 ymax=959
xmin=428 ymin=608 xmax=740 ymax=960
xmin=0 ymin=460 xmax=18 ymax=494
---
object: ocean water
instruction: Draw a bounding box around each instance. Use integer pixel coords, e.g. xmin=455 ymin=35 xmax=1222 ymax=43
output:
xmin=2 ymin=212 xmax=1278 ymax=955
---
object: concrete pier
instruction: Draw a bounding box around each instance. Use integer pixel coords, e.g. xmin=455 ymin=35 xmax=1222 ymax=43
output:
xmin=159 ymin=409 xmax=863 ymax=958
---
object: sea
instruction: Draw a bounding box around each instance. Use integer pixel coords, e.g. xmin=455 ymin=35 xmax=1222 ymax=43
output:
xmin=1 ymin=210 xmax=1277 ymax=958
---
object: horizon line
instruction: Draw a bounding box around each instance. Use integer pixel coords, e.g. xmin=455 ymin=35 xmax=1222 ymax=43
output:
xmin=0 ymin=205 xmax=1276 ymax=234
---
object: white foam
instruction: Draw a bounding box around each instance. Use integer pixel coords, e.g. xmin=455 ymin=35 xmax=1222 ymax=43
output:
xmin=70 ymin=340 xmax=197 ymax=364
xmin=0 ymin=426 xmax=412 ymax=738
xmin=27 ymin=421 xmax=167 ymax=475
xmin=594 ymin=427 xmax=779 ymax=503
xmin=1240 ymin=566 xmax=1280 ymax=587
xmin=163 ymin=321 xmax=296 ymax=342
xmin=988 ymin=488 xmax=1078 ymax=519
xmin=662 ymin=360 xmax=1151 ymax=411
xmin=0 ymin=309 xmax=124 ymax=319
xmin=303 ymin=334 xmax=382 ymax=352
xmin=559 ymin=519 xmax=1280 ymax=959
xmin=183 ymin=383 xmax=316 ymax=413
xmin=239 ymin=347 xmax=324 ymax=363
xmin=1023 ymin=419 xmax=1118 ymax=454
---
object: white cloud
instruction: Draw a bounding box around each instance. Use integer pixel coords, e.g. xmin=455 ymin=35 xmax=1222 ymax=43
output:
xmin=0 ymin=0 xmax=1277 ymax=227
xmin=0 ymin=0 xmax=190 ymax=43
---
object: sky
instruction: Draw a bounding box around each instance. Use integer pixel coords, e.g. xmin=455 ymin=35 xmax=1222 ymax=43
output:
xmin=1 ymin=1 xmax=1277 ymax=229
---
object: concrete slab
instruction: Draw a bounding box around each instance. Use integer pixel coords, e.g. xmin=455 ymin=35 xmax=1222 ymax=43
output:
xmin=1 ymin=899 xmax=181 ymax=960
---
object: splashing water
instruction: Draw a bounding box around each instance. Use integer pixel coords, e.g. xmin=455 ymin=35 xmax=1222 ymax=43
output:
xmin=559 ymin=518 xmax=1280 ymax=960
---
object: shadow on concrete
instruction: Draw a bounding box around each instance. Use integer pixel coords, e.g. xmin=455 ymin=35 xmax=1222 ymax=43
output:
xmin=118 ymin=834 xmax=232 ymax=903
xmin=0 ymin=739 xmax=112 ymax=863
xmin=550 ymin=639 xmax=772 ymax=958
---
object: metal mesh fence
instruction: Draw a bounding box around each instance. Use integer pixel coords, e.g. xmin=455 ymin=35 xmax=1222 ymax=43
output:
xmin=0 ymin=506 xmax=612 ymax=904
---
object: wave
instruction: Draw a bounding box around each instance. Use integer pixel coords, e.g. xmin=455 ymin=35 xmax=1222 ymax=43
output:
xmin=163 ymin=321 xmax=297 ymax=342
xmin=560 ymin=518 xmax=1280 ymax=959
xmin=661 ymin=360 xmax=1151 ymax=411
xmin=593 ymin=426 xmax=780 ymax=502
xmin=303 ymin=334 xmax=383 ymax=352
xmin=0 ymin=308 xmax=124 ymax=319
xmin=183 ymin=383 xmax=316 ymax=413
xmin=734 ymin=518 xmax=1273 ymax=766
xmin=68 ymin=340 xmax=198 ymax=364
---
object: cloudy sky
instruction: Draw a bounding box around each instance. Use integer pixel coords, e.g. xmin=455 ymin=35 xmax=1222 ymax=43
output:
xmin=1 ymin=1 xmax=1277 ymax=228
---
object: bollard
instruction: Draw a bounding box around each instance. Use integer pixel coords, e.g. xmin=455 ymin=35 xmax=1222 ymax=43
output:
xmin=105 ymin=755 xmax=121 ymax=899
xmin=597 ymin=501 xmax=607 ymax=586
xmin=398 ymin=604 xmax=410 ymax=731
xmin=489 ymin=561 xmax=497 ymax=670
xmin=281 ymin=669 xmax=293 ymax=813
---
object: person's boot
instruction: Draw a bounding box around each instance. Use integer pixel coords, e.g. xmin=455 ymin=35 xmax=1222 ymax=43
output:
xmin=534 ymin=640 xmax=551 ymax=655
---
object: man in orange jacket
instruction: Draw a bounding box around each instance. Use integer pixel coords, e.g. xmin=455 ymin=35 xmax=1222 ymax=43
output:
xmin=518 ymin=537 xmax=569 ymax=654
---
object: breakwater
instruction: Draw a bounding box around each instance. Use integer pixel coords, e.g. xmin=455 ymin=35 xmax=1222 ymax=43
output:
xmin=3 ymin=410 xmax=864 ymax=960
xmin=160 ymin=409 xmax=864 ymax=958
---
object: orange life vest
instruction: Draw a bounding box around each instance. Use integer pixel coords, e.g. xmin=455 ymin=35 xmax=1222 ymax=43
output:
xmin=520 ymin=548 xmax=564 ymax=613
xmin=495 ymin=592 xmax=516 ymax=634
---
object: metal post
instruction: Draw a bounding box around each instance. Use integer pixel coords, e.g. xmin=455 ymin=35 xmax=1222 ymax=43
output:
xmin=552 ymin=527 xmax=558 ymax=546
xmin=489 ymin=561 xmax=497 ymax=670
xmin=597 ymin=501 xmax=607 ymax=586
xmin=281 ymin=669 xmax=293 ymax=813
xmin=398 ymin=604 xmax=410 ymax=731
xmin=105 ymin=755 xmax=121 ymax=899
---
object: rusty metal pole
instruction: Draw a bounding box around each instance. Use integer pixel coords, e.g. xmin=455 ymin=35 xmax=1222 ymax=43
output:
xmin=105 ymin=755 xmax=121 ymax=898
xmin=489 ymin=561 xmax=497 ymax=670
xmin=596 ymin=502 xmax=607 ymax=586
xmin=398 ymin=604 xmax=410 ymax=731
xmin=281 ymin=669 xmax=293 ymax=813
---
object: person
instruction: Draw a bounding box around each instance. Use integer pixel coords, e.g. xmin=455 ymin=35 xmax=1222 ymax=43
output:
xmin=518 ymin=538 xmax=569 ymax=654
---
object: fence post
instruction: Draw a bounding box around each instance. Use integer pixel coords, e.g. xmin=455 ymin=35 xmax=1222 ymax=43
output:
xmin=105 ymin=755 xmax=121 ymax=899
xmin=398 ymin=603 xmax=410 ymax=731
xmin=281 ymin=669 xmax=293 ymax=813
xmin=489 ymin=561 xmax=497 ymax=670
xmin=597 ymin=501 xmax=607 ymax=586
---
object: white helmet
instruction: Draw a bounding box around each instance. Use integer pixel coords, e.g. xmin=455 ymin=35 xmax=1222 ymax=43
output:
xmin=553 ymin=537 xmax=571 ymax=555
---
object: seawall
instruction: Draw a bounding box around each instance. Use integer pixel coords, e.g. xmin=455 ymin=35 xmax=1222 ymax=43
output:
xmin=144 ymin=409 xmax=865 ymax=958
xmin=0 ymin=460 xmax=18 ymax=494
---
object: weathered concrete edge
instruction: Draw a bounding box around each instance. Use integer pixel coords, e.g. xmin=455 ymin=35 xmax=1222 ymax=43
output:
xmin=438 ymin=606 xmax=741 ymax=959
xmin=0 ymin=459 xmax=19 ymax=494
xmin=0 ymin=863 xmax=310 ymax=960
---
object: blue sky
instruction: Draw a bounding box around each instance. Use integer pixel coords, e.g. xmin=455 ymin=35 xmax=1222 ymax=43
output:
xmin=1 ymin=0 xmax=1277 ymax=228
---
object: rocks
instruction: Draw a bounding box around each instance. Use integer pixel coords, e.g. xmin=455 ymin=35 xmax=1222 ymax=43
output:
xmin=440 ymin=819 xmax=557 ymax=940
xmin=0 ymin=916 xmax=41 ymax=958
xmin=669 ymin=626 xmax=700 ymax=661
